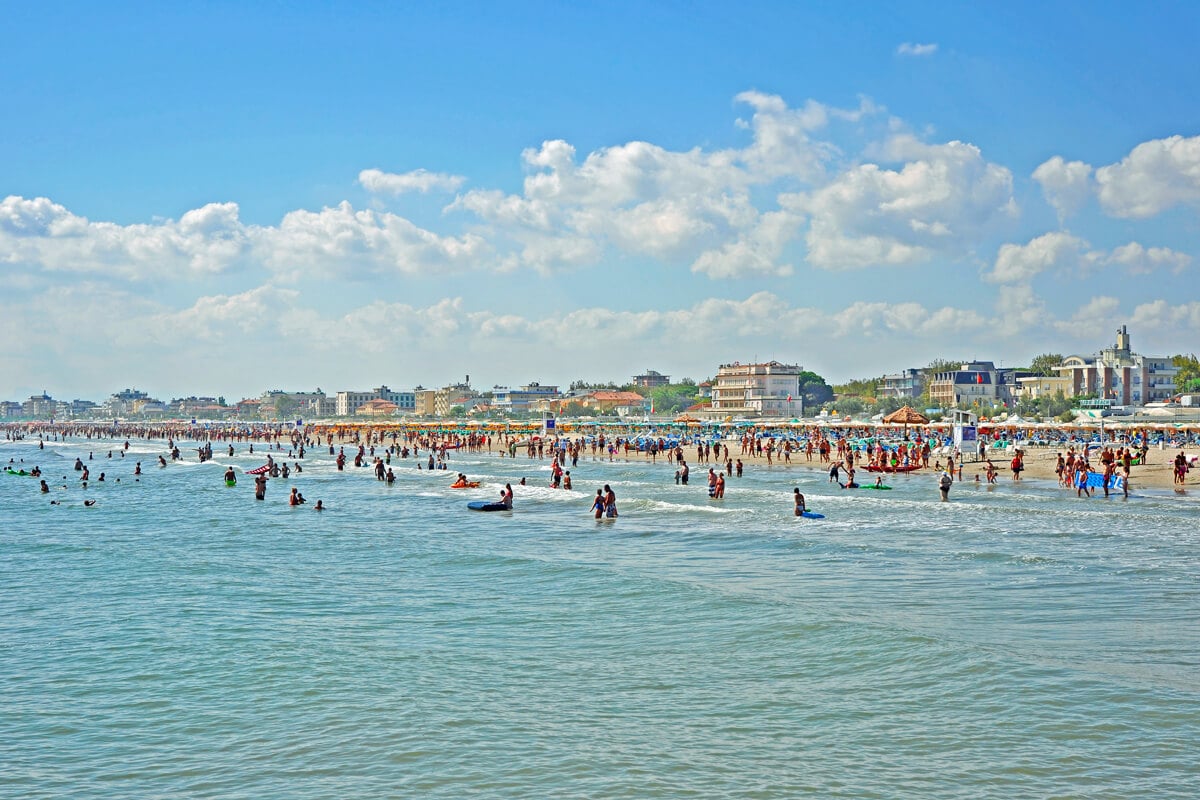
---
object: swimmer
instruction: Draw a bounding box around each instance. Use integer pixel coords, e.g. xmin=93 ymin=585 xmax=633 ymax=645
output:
xmin=314 ymin=500 xmax=325 ymax=511
xmin=562 ymin=471 xmax=572 ymax=490
xmin=84 ymin=500 xmax=96 ymax=507
xmin=591 ymin=489 xmax=605 ymax=519
xmin=224 ymin=466 xmax=237 ymax=484
xmin=793 ymin=488 xmax=806 ymax=516
xmin=939 ymin=471 xmax=952 ymax=502
xmin=40 ymin=480 xmax=49 ymax=493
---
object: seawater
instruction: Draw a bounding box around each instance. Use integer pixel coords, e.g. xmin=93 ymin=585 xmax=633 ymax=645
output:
xmin=2 ymin=437 xmax=1198 ymax=799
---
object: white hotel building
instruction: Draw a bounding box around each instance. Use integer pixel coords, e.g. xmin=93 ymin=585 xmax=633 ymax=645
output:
xmin=710 ymin=361 xmax=803 ymax=417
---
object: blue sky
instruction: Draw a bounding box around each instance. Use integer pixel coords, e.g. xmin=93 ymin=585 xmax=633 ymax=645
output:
xmin=3 ymin=1 xmax=1199 ymax=401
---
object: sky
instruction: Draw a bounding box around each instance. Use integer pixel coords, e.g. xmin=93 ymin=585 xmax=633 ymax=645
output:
xmin=3 ymin=1 xmax=1200 ymax=402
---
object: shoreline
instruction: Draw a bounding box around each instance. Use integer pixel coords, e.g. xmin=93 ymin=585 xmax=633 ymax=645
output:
xmin=484 ymin=439 xmax=1195 ymax=494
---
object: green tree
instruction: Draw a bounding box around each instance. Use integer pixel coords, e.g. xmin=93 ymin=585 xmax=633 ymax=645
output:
xmin=1027 ymin=353 xmax=1065 ymax=376
xmin=649 ymin=383 xmax=701 ymax=414
xmin=797 ymin=370 xmax=834 ymax=405
xmin=1173 ymin=354 xmax=1200 ymax=393
xmin=272 ymin=395 xmax=299 ymax=419
xmin=448 ymin=405 xmax=466 ymax=418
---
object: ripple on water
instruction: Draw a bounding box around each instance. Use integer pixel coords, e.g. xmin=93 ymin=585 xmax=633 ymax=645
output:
xmin=0 ymin=438 xmax=1198 ymax=798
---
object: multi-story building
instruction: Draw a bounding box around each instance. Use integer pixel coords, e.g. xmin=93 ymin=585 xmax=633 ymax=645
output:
xmin=103 ymin=388 xmax=149 ymax=418
xmin=434 ymin=383 xmax=480 ymax=416
xmin=413 ymin=388 xmax=438 ymax=416
xmin=928 ymin=362 xmax=1026 ymax=408
xmin=335 ymin=385 xmax=413 ymax=416
xmin=1015 ymin=375 xmax=1072 ymax=400
xmin=632 ymin=370 xmax=671 ymax=388
xmin=710 ymin=361 xmax=803 ymax=417
xmin=491 ymin=383 xmax=560 ymax=414
xmin=0 ymin=401 xmax=23 ymax=418
xmin=1056 ymin=326 xmax=1177 ymax=404
xmin=22 ymin=392 xmax=56 ymax=418
xmin=880 ymin=368 xmax=924 ymax=399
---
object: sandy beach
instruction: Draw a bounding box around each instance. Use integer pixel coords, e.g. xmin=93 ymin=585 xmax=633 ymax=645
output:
xmin=485 ymin=436 xmax=1196 ymax=493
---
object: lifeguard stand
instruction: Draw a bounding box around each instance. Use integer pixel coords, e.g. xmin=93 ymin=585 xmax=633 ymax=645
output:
xmin=953 ymin=410 xmax=981 ymax=461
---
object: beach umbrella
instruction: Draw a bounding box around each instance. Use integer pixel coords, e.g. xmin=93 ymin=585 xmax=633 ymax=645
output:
xmin=882 ymin=405 xmax=929 ymax=434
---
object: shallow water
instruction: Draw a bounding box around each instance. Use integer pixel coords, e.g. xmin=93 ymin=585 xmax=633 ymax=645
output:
xmin=2 ymin=437 xmax=1198 ymax=798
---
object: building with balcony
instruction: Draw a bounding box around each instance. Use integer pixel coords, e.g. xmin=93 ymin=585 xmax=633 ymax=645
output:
xmin=1055 ymin=326 xmax=1177 ymax=404
xmin=880 ymin=368 xmax=924 ymax=399
xmin=711 ymin=361 xmax=803 ymax=417
xmin=632 ymin=370 xmax=671 ymax=388
xmin=928 ymin=362 xmax=1027 ymax=408
xmin=491 ymin=382 xmax=560 ymax=414
xmin=335 ymin=385 xmax=414 ymax=416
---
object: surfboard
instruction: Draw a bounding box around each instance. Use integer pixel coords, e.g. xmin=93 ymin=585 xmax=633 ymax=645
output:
xmin=468 ymin=501 xmax=509 ymax=512
xmin=799 ymin=511 xmax=825 ymax=519
xmin=861 ymin=485 xmax=891 ymax=490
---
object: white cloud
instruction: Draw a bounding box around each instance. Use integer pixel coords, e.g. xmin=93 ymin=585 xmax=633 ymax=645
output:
xmin=987 ymin=232 xmax=1095 ymax=284
xmin=1052 ymin=295 xmax=1122 ymax=339
xmin=896 ymin=43 xmax=938 ymax=57
xmin=358 ymin=168 xmax=466 ymax=195
xmin=1107 ymin=242 xmax=1191 ymax=275
xmin=1032 ymin=156 xmax=1093 ymax=219
xmin=793 ymin=135 xmax=1016 ymax=270
xmin=1095 ymin=134 xmax=1200 ymax=218
xmin=989 ymin=234 xmax=1190 ymax=284
xmin=0 ymin=195 xmax=250 ymax=279
xmin=691 ymin=210 xmax=801 ymax=278
xmin=448 ymin=92 xmax=883 ymax=277
xmin=259 ymin=201 xmax=489 ymax=278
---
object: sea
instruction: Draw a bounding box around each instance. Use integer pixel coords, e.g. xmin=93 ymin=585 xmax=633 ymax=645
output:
xmin=2 ymin=435 xmax=1198 ymax=799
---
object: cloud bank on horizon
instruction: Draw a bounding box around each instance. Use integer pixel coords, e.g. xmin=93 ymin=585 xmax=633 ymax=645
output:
xmin=1 ymin=9 xmax=1198 ymax=400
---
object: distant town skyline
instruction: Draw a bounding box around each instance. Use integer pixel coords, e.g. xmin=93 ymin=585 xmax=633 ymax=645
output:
xmin=3 ymin=3 xmax=1199 ymax=400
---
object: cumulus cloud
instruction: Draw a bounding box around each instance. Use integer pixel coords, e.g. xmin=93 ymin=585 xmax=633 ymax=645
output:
xmin=987 ymin=232 xmax=1096 ymax=284
xmin=1032 ymin=156 xmax=1093 ymax=219
xmin=792 ymin=134 xmax=1016 ymax=270
xmin=0 ymin=195 xmax=250 ymax=279
xmin=358 ymin=168 xmax=466 ymax=195
xmin=1107 ymin=242 xmax=1191 ymax=274
xmin=989 ymin=233 xmax=1189 ymax=284
xmin=1052 ymin=295 xmax=1122 ymax=339
xmin=1095 ymin=134 xmax=1200 ymax=218
xmin=258 ymin=201 xmax=489 ymax=278
xmin=896 ymin=42 xmax=938 ymax=57
xmin=448 ymin=92 xmax=882 ymax=277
